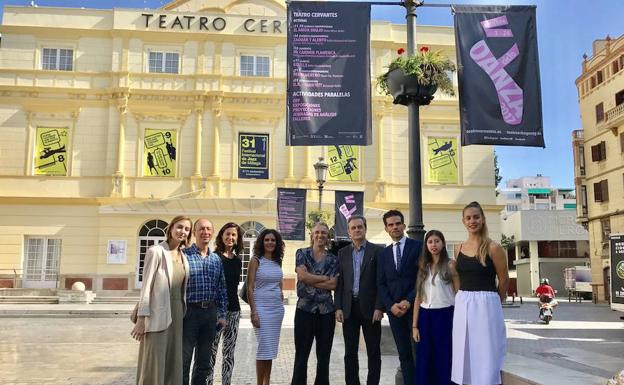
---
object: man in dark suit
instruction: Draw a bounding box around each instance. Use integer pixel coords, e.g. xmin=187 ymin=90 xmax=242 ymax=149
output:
xmin=377 ymin=210 xmax=422 ymax=385
xmin=335 ymin=215 xmax=384 ymax=385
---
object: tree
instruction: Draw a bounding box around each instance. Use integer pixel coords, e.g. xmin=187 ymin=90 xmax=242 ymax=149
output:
xmin=305 ymin=210 xmax=333 ymax=232
xmin=501 ymin=234 xmax=515 ymax=250
xmin=494 ymin=150 xmax=502 ymax=195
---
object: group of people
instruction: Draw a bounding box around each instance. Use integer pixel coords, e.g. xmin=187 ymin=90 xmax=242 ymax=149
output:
xmin=132 ymin=200 xmax=510 ymax=385
xmin=132 ymin=217 xmax=286 ymax=385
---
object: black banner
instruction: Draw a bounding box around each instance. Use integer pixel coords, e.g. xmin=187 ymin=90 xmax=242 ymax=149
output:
xmin=454 ymin=6 xmax=544 ymax=147
xmin=334 ymin=190 xmax=364 ymax=240
xmin=610 ymin=234 xmax=624 ymax=305
xmin=277 ymin=188 xmax=307 ymax=241
xmin=286 ymin=1 xmax=371 ymax=146
xmin=238 ymin=133 xmax=269 ymax=179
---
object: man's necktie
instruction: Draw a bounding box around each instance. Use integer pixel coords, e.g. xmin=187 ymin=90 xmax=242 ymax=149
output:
xmin=395 ymin=242 xmax=402 ymax=271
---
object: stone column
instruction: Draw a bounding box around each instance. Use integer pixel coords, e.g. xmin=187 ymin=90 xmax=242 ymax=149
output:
xmin=112 ymin=94 xmax=128 ymax=196
xmin=374 ymin=107 xmax=387 ymax=202
xmin=24 ymin=111 xmax=34 ymax=175
xmin=529 ymin=240 xmax=540 ymax=292
xmin=193 ymin=104 xmax=203 ymax=177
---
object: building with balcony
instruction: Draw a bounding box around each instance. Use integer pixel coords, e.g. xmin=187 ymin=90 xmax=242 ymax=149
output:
xmin=573 ymin=34 xmax=624 ymax=302
xmin=497 ymin=177 xmax=589 ymax=296
xmin=0 ymin=0 xmax=500 ymax=292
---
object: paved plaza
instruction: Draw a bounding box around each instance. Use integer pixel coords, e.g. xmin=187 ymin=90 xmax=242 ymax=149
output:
xmin=0 ymin=300 xmax=622 ymax=385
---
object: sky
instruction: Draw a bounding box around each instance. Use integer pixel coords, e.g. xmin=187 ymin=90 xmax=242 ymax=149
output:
xmin=1 ymin=0 xmax=622 ymax=188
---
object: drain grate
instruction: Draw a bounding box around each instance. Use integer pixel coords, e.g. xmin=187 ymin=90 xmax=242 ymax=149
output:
xmin=535 ymin=352 xmax=568 ymax=359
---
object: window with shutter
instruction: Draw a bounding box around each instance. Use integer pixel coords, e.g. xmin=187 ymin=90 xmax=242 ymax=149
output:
xmin=602 ymin=179 xmax=609 ymax=202
xmin=597 ymin=70 xmax=603 ymax=84
xmin=600 ymin=141 xmax=606 ymax=160
xmin=594 ymin=182 xmax=602 ymax=202
xmin=620 ymin=132 xmax=624 ymax=153
xmin=596 ymin=102 xmax=604 ymax=123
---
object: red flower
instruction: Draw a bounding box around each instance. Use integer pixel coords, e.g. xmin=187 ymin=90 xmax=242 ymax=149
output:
xmin=397 ymin=48 xmax=405 ymax=55
xmin=420 ymin=46 xmax=429 ymax=53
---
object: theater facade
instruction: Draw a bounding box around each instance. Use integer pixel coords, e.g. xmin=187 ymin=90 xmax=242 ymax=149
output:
xmin=0 ymin=0 xmax=500 ymax=292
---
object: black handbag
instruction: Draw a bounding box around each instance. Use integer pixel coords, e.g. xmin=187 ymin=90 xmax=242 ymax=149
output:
xmin=239 ymin=280 xmax=249 ymax=304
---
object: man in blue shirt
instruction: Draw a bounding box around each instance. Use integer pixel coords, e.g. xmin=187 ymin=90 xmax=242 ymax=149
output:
xmin=182 ymin=218 xmax=227 ymax=385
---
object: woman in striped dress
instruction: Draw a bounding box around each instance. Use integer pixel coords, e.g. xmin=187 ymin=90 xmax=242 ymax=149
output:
xmin=452 ymin=201 xmax=509 ymax=385
xmin=247 ymin=228 xmax=285 ymax=385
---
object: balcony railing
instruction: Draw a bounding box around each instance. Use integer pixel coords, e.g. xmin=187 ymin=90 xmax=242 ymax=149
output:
xmin=605 ymin=102 xmax=624 ymax=123
xmin=572 ymin=130 xmax=584 ymax=139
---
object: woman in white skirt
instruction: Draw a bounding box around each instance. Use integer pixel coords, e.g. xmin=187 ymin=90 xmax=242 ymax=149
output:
xmin=452 ymin=201 xmax=509 ymax=385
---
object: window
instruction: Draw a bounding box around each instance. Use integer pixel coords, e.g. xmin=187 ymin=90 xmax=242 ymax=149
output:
xmin=591 ymin=141 xmax=606 ymax=162
xmin=616 ymin=90 xmax=624 ymax=106
xmin=23 ymin=237 xmax=61 ymax=285
xmin=597 ymin=70 xmax=604 ymax=85
xmin=240 ymin=55 xmax=270 ymax=77
xmin=613 ymin=59 xmax=621 ymax=74
xmin=578 ymin=145 xmax=586 ymax=176
xmin=620 ymin=133 xmax=624 ymax=153
xmin=136 ymin=219 xmax=168 ymax=288
xmin=580 ymin=185 xmax=588 ymax=216
xmin=240 ymin=221 xmax=266 ymax=282
xmin=601 ymin=217 xmax=611 ymax=243
xmin=594 ymin=179 xmax=609 ymax=202
xmin=590 ymin=77 xmax=596 ymax=89
xmin=506 ymin=204 xmax=518 ymax=212
xmin=42 ymin=48 xmax=73 ymax=71
xmin=148 ymin=51 xmax=179 ymax=74
xmin=595 ymin=102 xmax=605 ymax=123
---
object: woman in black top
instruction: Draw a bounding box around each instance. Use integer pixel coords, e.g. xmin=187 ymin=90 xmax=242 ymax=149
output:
xmin=451 ymin=201 xmax=509 ymax=385
xmin=206 ymin=222 xmax=243 ymax=385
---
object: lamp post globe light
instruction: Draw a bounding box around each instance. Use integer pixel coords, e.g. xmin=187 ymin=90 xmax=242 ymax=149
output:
xmin=313 ymin=156 xmax=329 ymax=211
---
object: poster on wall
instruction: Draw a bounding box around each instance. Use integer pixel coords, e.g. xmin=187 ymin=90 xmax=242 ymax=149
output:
xmin=427 ymin=137 xmax=458 ymax=184
xmin=34 ymin=127 xmax=69 ymax=176
xmin=327 ymin=145 xmax=359 ymax=181
xmin=610 ymin=234 xmax=624 ymax=308
xmin=107 ymin=240 xmax=127 ymax=264
xmin=286 ymin=1 xmax=372 ymax=145
xmin=143 ymin=128 xmax=177 ymax=177
xmin=334 ymin=190 xmax=364 ymax=240
xmin=277 ymin=188 xmax=307 ymax=241
xmin=454 ymin=5 xmax=544 ymax=147
xmin=239 ymin=133 xmax=269 ymax=179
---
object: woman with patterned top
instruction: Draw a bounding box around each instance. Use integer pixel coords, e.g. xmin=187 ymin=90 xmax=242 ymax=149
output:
xmin=452 ymin=201 xmax=509 ymax=385
xmin=247 ymin=228 xmax=286 ymax=385
xmin=206 ymin=222 xmax=243 ymax=385
xmin=290 ymin=222 xmax=339 ymax=385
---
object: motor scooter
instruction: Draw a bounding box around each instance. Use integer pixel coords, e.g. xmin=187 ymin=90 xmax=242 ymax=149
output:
xmin=538 ymin=295 xmax=554 ymax=324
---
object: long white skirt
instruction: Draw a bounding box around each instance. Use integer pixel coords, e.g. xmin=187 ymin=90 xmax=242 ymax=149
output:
xmin=451 ymin=290 xmax=506 ymax=385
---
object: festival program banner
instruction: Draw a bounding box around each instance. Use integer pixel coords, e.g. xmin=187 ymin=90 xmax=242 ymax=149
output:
xmin=277 ymin=188 xmax=307 ymax=241
xmin=334 ymin=190 xmax=364 ymax=240
xmin=239 ymin=133 xmax=269 ymax=179
xmin=286 ymin=1 xmax=372 ymax=146
xmin=143 ymin=128 xmax=177 ymax=177
xmin=327 ymin=145 xmax=359 ymax=182
xmin=427 ymin=137 xmax=458 ymax=184
xmin=454 ymin=6 xmax=544 ymax=147
xmin=34 ymin=127 xmax=69 ymax=176
xmin=610 ymin=234 xmax=624 ymax=305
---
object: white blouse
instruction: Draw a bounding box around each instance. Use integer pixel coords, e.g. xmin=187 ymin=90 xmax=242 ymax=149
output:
xmin=420 ymin=267 xmax=455 ymax=309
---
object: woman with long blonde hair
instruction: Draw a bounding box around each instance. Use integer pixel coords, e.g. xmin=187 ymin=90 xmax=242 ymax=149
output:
xmin=451 ymin=201 xmax=509 ymax=385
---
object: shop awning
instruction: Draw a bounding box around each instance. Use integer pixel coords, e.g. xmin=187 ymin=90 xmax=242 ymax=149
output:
xmin=527 ymin=188 xmax=551 ymax=195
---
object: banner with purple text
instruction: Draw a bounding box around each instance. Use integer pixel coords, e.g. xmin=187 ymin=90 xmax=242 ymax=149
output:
xmin=334 ymin=190 xmax=364 ymax=240
xmin=286 ymin=1 xmax=371 ymax=146
xmin=277 ymin=188 xmax=307 ymax=241
xmin=454 ymin=6 xmax=544 ymax=147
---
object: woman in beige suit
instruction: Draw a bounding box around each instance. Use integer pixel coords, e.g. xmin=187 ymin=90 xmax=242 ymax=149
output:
xmin=132 ymin=215 xmax=192 ymax=385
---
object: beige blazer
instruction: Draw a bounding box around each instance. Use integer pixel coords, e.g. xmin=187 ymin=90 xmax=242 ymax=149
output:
xmin=137 ymin=241 xmax=190 ymax=333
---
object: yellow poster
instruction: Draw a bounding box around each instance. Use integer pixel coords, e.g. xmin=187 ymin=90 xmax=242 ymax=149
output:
xmin=143 ymin=128 xmax=177 ymax=177
xmin=427 ymin=137 xmax=458 ymax=184
xmin=34 ymin=127 xmax=69 ymax=176
xmin=327 ymin=145 xmax=359 ymax=181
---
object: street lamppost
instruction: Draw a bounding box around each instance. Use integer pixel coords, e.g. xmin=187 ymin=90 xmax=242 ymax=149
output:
xmin=313 ymin=156 xmax=328 ymax=211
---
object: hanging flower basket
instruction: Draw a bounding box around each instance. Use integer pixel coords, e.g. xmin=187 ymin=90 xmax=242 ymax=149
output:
xmin=377 ymin=46 xmax=456 ymax=106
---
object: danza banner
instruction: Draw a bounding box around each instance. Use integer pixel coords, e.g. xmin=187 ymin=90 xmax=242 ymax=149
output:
xmin=334 ymin=190 xmax=364 ymax=240
xmin=454 ymin=6 xmax=544 ymax=147
xmin=286 ymin=1 xmax=372 ymax=146
xmin=277 ymin=188 xmax=307 ymax=241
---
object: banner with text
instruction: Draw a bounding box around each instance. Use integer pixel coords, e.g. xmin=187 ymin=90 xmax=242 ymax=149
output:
xmin=327 ymin=145 xmax=359 ymax=181
xmin=287 ymin=1 xmax=371 ymax=146
xmin=34 ymin=127 xmax=69 ymax=176
xmin=610 ymin=234 xmax=624 ymax=305
xmin=427 ymin=137 xmax=458 ymax=184
xmin=277 ymin=188 xmax=307 ymax=241
xmin=454 ymin=6 xmax=544 ymax=147
xmin=144 ymin=128 xmax=177 ymax=177
xmin=334 ymin=190 xmax=364 ymax=240
xmin=239 ymin=133 xmax=269 ymax=179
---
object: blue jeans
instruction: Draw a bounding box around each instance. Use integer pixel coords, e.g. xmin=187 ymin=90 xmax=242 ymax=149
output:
xmin=183 ymin=304 xmax=217 ymax=385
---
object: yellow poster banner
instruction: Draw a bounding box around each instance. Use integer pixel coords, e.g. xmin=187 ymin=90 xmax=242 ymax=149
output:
xmin=327 ymin=145 xmax=359 ymax=182
xmin=427 ymin=137 xmax=458 ymax=184
xmin=34 ymin=127 xmax=69 ymax=176
xmin=144 ymin=128 xmax=177 ymax=177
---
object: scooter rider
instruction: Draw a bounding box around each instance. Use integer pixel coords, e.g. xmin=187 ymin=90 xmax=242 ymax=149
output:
xmin=536 ymin=278 xmax=557 ymax=309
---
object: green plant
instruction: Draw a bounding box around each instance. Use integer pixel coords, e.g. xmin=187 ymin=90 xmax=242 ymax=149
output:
xmin=377 ymin=46 xmax=456 ymax=97
xmin=305 ymin=210 xmax=333 ymax=232
xmin=501 ymin=234 xmax=516 ymax=250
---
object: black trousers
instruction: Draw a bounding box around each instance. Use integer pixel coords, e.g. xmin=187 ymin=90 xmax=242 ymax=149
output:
xmin=183 ymin=305 xmax=217 ymax=385
xmin=343 ymin=298 xmax=382 ymax=385
xmin=388 ymin=310 xmax=416 ymax=385
xmin=291 ymin=308 xmax=336 ymax=385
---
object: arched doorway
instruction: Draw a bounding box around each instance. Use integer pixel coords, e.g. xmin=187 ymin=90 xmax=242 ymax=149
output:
xmin=239 ymin=221 xmax=266 ymax=283
xmin=135 ymin=219 xmax=168 ymax=288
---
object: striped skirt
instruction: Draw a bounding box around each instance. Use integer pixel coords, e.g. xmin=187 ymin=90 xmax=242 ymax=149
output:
xmin=451 ymin=291 xmax=506 ymax=385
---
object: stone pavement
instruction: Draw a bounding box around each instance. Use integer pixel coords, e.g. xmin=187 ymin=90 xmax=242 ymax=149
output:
xmin=0 ymin=300 xmax=622 ymax=385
